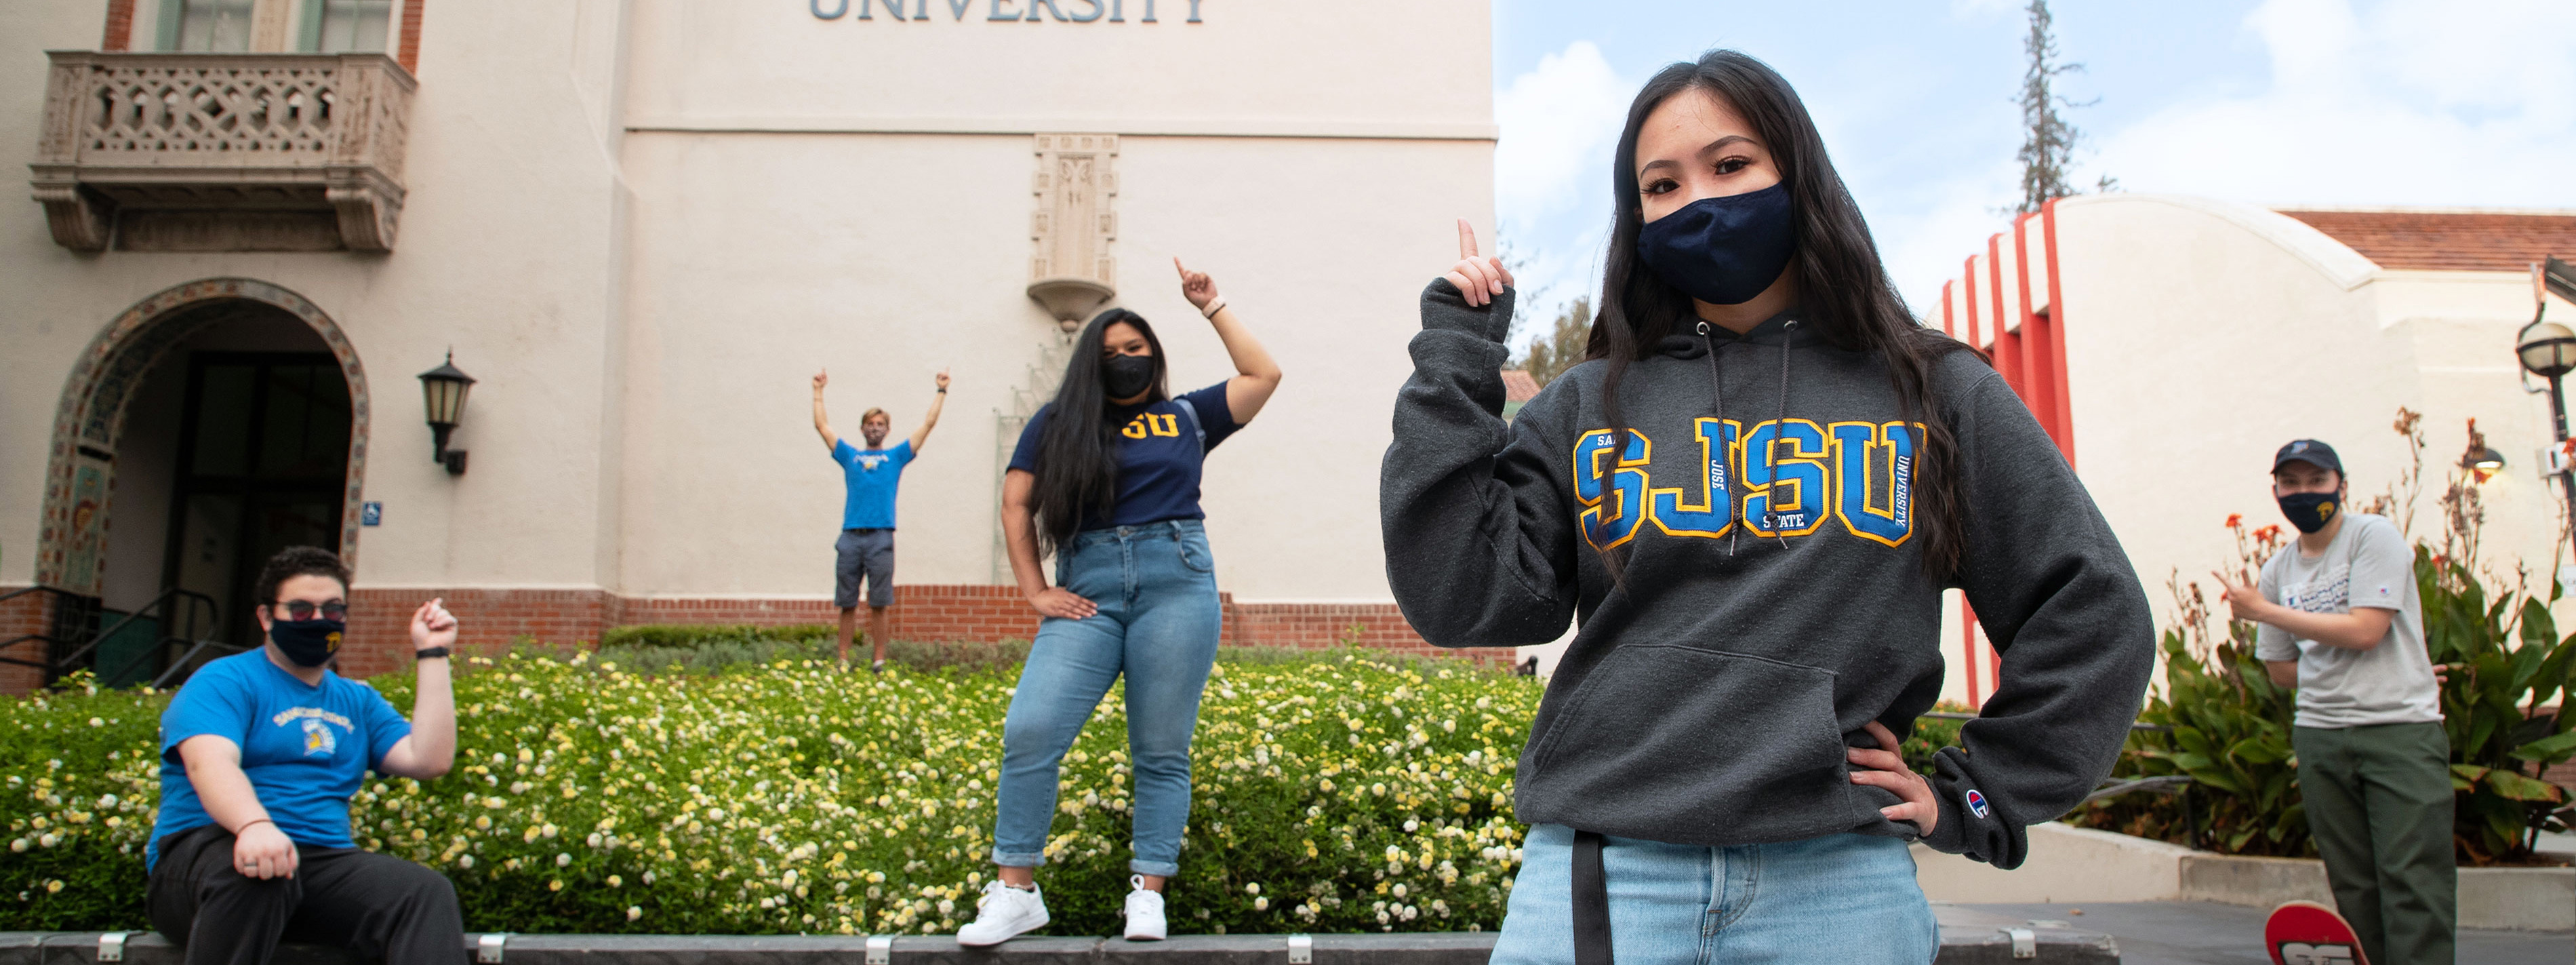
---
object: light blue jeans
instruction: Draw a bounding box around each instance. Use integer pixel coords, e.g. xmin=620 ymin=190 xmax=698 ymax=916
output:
xmin=1491 ymin=825 xmax=1939 ymax=965
xmin=990 ymin=519 xmax=1222 ymax=878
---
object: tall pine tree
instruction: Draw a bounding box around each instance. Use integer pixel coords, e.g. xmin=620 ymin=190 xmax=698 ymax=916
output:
xmin=2013 ymin=0 xmax=2110 ymax=214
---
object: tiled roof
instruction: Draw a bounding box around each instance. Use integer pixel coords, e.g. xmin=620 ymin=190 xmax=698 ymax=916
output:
xmin=2274 ymin=208 xmax=2576 ymax=273
xmin=1502 ymin=370 xmax=1542 ymax=403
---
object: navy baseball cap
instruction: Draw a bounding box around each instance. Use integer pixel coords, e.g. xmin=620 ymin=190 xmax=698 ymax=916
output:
xmin=2272 ymin=439 xmax=2343 ymax=475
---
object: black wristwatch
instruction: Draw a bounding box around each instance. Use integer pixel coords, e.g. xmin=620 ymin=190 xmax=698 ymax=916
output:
xmin=414 ymin=646 xmax=451 ymax=661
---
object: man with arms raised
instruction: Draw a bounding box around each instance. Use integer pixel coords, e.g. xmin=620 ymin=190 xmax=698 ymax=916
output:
xmin=147 ymin=545 xmax=463 ymax=965
xmin=2217 ymin=440 xmax=2451 ymax=965
xmin=813 ymin=368 xmax=950 ymax=672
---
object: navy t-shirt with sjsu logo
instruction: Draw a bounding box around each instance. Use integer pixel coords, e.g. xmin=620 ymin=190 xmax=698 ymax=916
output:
xmin=1009 ymin=382 xmax=1241 ymax=530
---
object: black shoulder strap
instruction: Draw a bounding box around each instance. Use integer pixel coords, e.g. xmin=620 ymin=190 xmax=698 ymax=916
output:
xmin=1572 ymin=829 xmax=1613 ymax=965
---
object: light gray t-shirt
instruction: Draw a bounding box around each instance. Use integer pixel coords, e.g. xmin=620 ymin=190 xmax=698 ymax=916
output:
xmin=2255 ymin=513 xmax=2441 ymax=729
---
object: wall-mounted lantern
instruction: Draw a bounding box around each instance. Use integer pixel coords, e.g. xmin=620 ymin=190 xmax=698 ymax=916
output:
xmin=2460 ymin=444 xmax=2506 ymax=484
xmin=418 ymin=352 xmax=475 ymax=476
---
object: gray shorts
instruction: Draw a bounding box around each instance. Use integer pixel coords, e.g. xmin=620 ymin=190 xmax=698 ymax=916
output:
xmin=834 ymin=528 xmax=895 ymax=609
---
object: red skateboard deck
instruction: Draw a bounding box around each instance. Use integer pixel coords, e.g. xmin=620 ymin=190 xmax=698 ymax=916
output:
xmin=2266 ymin=900 xmax=2368 ymax=965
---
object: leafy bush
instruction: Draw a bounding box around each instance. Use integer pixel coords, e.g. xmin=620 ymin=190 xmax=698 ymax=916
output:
xmin=596 ymin=625 xmax=836 ymax=651
xmin=5 ymin=648 xmax=1546 ymax=936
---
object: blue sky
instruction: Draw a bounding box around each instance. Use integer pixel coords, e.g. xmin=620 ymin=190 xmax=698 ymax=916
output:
xmin=1489 ymin=0 xmax=2576 ymax=340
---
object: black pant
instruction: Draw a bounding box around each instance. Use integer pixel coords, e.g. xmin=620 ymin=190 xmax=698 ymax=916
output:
xmin=148 ymin=825 xmax=466 ymax=965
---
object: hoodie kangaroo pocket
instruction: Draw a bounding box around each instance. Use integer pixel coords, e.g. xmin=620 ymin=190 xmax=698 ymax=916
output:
xmin=1526 ymin=644 xmax=1867 ymax=844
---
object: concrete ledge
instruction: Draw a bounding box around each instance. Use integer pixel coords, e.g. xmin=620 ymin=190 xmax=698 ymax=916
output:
xmin=0 ymin=927 xmax=2121 ymax=964
xmin=2175 ymin=853 xmax=2333 ymax=907
xmin=1916 ymin=821 xmax=2575 ymax=932
xmin=1918 ymin=821 xmax=2198 ymax=903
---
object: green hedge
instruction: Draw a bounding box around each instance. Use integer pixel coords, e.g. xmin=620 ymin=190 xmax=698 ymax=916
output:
xmin=5 ymin=648 xmax=1548 ymax=936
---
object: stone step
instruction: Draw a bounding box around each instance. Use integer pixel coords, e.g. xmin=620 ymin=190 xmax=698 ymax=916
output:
xmin=1 ymin=924 xmax=2120 ymax=964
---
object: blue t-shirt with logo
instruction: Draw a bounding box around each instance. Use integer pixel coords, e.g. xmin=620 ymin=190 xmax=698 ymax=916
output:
xmin=148 ymin=649 xmax=411 ymax=868
xmin=1009 ymin=382 xmax=1241 ymax=530
xmin=833 ymin=438 xmax=915 ymax=530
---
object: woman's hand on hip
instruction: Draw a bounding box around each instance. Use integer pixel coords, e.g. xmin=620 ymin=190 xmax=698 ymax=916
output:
xmin=1847 ymin=720 xmax=1937 ymax=836
xmin=1028 ymin=587 xmax=1098 ymax=621
xmin=1441 ymin=218 xmax=1512 ymax=308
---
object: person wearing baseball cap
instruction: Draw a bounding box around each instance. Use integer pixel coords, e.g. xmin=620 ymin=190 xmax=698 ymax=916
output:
xmin=2214 ymin=439 xmax=2451 ymax=965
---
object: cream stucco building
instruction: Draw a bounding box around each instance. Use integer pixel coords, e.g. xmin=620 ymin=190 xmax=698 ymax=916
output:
xmin=0 ymin=0 xmax=1503 ymax=690
xmin=1929 ymin=195 xmax=2576 ymax=707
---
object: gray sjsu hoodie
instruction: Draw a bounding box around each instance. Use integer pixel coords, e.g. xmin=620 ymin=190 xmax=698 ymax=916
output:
xmin=1381 ymin=280 xmax=2154 ymax=869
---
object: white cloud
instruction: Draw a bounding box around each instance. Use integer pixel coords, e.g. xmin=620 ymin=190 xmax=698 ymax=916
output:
xmin=1493 ymin=40 xmax=1633 ymax=335
xmin=2093 ymin=0 xmax=2576 ymax=209
xmin=1495 ymin=41 xmax=1630 ymax=227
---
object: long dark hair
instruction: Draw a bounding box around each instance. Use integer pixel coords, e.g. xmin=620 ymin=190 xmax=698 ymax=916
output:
xmin=1030 ymin=307 xmax=1168 ymax=553
xmin=1592 ymin=50 xmax=1983 ymax=581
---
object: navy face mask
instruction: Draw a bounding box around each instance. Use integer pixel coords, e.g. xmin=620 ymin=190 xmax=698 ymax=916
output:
xmin=1102 ymin=353 xmax=1156 ymax=401
xmin=2277 ymin=492 xmax=2339 ymax=534
xmin=269 ymin=617 xmax=346 ymax=668
xmin=1635 ymin=182 xmax=1798 ymax=306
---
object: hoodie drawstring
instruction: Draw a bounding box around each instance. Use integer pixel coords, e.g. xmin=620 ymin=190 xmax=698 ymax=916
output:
xmin=1695 ymin=321 xmax=1739 ymax=557
xmin=1768 ymin=320 xmax=1799 ymax=549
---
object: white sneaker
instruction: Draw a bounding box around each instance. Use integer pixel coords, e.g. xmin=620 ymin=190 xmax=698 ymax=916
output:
xmin=1122 ymin=875 xmax=1167 ymax=941
xmin=956 ymin=881 xmax=1048 ymax=947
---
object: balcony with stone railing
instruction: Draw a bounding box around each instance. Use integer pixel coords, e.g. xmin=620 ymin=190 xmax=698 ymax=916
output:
xmin=29 ymin=51 xmax=414 ymax=253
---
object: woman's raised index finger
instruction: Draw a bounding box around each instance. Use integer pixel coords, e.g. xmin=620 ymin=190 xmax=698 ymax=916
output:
xmin=1456 ymin=218 xmax=1478 ymax=259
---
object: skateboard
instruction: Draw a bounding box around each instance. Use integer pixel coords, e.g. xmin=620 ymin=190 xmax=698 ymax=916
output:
xmin=2266 ymin=900 xmax=2367 ymax=965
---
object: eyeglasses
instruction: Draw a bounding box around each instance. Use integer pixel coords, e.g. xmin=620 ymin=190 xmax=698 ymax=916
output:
xmin=275 ymin=601 xmax=349 ymax=621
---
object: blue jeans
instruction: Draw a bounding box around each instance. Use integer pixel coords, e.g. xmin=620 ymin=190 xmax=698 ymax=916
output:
xmin=1491 ymin=825 xmax=1939 ymax=965
xmin=990 ymin=519 xmax=1222 ymax=878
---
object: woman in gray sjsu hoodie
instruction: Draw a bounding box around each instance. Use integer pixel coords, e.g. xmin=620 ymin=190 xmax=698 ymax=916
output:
xmin=1382 ymin=52 xmax=2154 ymax=964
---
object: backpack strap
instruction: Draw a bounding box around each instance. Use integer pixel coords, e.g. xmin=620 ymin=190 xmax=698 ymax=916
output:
xmin=1171 ymin=395 xmax=1208 ymax=452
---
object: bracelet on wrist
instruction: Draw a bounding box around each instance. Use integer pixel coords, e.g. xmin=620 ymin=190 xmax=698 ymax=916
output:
xmin=414 ymin=646 xmax=451 ymax=661
xmin=1200 ymin=295 xmax=1228 ymax=319
xmin=236 ymin=818 xmax=274 ymax=834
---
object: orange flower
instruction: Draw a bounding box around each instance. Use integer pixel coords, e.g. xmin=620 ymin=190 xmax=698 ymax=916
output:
xmin=2253 ymin=525 xmax=2282 ymax=542
xmin=2225 ymin=513 xmax=2244 ymax=530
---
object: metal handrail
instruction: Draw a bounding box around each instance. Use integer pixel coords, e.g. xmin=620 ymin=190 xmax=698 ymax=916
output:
xmin=1917 ymin=710 xmax=2173 ymax=733
xmin=0 ymin=586 xmax=224 ymax=684
xmin=52 ymin=587 xmax=220 ymax=670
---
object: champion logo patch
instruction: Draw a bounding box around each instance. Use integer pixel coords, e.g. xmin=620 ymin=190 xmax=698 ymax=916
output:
xmin=1965 ymin=789 xmax=1990 ymax=819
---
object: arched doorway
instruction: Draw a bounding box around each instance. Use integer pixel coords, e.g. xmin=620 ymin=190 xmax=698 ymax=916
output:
xmin=33 ymin=279 xmax=369 ymax=684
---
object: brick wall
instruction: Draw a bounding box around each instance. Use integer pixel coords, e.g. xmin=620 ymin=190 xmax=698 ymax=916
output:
xmin=0 ymin=587 xmax=54 ymax=695
xmin=102 ymin=0 xmax=136 ymax=50
xmin=397 ymin=0 xmax=424 ymax=71
xmin=325 ymin=587 xmax=1510 ymax=681
xmin=1 ymin=585 xmax=1514 ymax=693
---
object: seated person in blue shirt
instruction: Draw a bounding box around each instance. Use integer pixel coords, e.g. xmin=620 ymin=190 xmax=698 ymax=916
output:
xmin=146 ymin=546 xmax=462 ymax=965
xmin=811 ymin=366 xmax=949 ymax=673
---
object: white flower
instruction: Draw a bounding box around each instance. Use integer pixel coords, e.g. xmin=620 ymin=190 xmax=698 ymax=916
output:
xmin=1245 ymin=883 xmax=1260 ymax=895
xmin=458 ymin=855 xmax=475 ymax=869
xmin=1253 ymin=897 xmax=1268 ymax=911
xmin=8 ymin=839 xmax=25 ymax=853
xmin=556 ymin=852 xmax=573 ymax=867
xmin=626 ymin=907 xmax=643 ymax=922
xmin=1392 ymin=883 xmax=1408 ymax=898
xmin=1403 ymin=819 xmax=1419 ymax=832
xmin=38 ymin=833 xmax=58 ymax=848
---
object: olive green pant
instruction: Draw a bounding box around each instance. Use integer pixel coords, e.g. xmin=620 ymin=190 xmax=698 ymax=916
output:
xmin=2293 ymin=722 xmax=2455 ymax=965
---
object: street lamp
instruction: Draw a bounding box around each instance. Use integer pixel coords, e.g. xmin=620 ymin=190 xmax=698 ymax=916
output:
xmin=2522 ymin=256 xmax=2576 ymax=521
xmin=418 ymin=351 xmax=475 ymax=476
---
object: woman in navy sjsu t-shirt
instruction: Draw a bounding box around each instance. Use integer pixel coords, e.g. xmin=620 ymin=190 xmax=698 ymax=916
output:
xmin=957 ymin=259 xmax=1282 ymax=946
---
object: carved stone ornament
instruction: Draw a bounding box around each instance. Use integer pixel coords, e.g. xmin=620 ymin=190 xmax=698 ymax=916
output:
xmin=1024 ymin=134 xmax=1119 ymax=330
xmin=28 ymin=52 xmax=415 ymax=253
